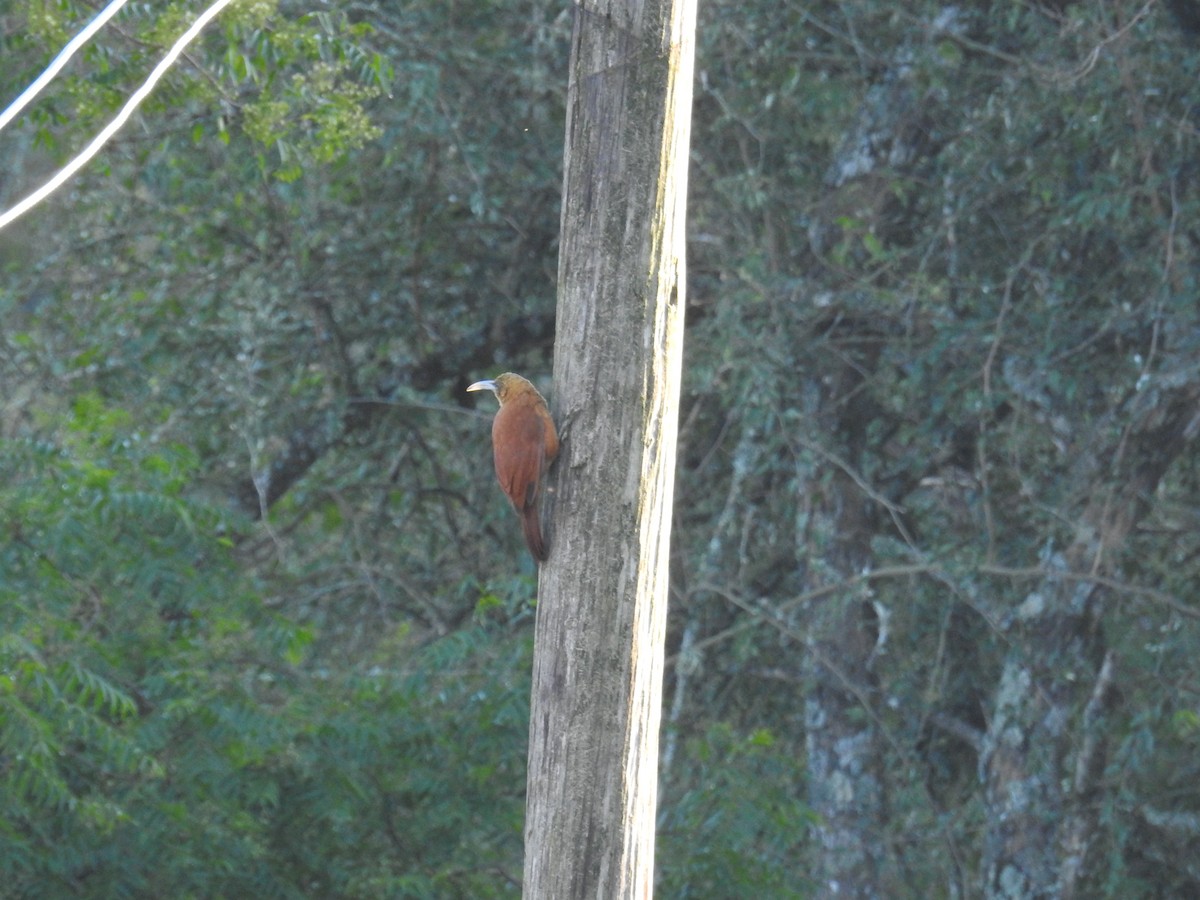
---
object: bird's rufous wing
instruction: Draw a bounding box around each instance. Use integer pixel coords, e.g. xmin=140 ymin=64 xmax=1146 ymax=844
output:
xmin=492 ymin=402 xmax=547 ymax=513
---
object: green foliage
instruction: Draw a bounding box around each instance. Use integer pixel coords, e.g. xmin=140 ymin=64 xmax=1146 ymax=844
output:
xmin=0 ymin=399 xmax=529 ymax=895
xmin=0 ymin=413 xmax=247 ymax=892
xmin=658 ymin=724 xmax=816 ymax=898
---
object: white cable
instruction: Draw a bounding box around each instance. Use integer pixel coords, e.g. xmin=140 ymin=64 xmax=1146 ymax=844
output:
xmin=0 ymin=0 xmax=131 ymax=133
xmin=0 ymin=0 xmax=239 ymax=232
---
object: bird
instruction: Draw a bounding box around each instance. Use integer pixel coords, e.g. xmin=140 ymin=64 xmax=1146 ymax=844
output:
xmin=466 ymin=372 xmax=559 ymax=563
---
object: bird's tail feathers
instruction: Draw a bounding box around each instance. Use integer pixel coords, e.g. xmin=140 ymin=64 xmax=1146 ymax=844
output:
xmin=522 ymin=507 xmax=548 ymax=563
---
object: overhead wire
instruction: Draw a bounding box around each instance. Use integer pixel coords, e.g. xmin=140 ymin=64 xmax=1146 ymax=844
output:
xmin=0 ymin=0 xmax=130 ymax=133
xmin=0 ymin=0 xmax=239 ymax=232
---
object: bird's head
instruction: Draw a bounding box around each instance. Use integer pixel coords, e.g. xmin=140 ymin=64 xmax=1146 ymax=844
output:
xmin=466 ymin=372 xmax=534 ymax=405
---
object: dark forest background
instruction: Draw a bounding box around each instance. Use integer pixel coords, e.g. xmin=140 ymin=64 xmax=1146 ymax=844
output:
xmin=2 ymin=0 xmax=1200 ymax=896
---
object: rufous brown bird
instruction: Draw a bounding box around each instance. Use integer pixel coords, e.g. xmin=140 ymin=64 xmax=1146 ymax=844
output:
xmin=466 ymin=372 xmax=559 ymax=563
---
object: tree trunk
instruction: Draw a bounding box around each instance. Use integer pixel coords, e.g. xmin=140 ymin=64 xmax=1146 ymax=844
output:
xmin=796 ymin=328 xmax=887 ymax=897
xmin=980 ymin=384 xmax=1200 ymax=898
xmin=522 ymin=0 xmax=696 ymax=897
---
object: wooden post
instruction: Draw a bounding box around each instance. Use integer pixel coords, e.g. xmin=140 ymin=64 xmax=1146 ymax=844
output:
xmin=522 ymin=0 xmax=696 ymax=896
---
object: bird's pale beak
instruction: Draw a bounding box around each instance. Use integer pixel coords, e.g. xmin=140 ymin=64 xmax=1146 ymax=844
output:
xmin=466 ymin=379 xmax=497 ymax=394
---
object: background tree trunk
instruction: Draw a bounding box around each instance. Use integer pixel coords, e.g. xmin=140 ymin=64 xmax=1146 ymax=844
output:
xmin=797 ymin=322 xmax=888 ymax=897
xmin=980 ymin=383 xmax=1200 ymax=898
xmin=522 ymin=0 xmax=696 ymax=896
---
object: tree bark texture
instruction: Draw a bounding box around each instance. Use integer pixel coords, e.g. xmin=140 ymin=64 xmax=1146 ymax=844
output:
xmin=522 ymin=0 xmax=696 ymax=897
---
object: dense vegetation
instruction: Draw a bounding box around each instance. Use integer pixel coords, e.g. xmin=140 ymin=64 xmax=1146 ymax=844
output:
xmin=2 ymin=0 xmax=1199 ymax=896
